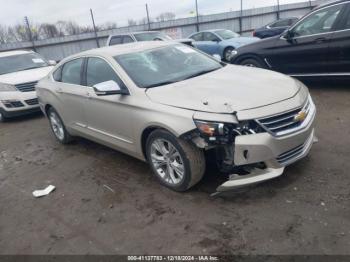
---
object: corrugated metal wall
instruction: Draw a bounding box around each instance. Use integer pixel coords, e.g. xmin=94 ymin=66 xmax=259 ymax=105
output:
xmin=0 ymin=0 xmax=327 ymax=61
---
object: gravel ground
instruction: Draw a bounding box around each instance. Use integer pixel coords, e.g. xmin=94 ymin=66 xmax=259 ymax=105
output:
xmin=0 ymin=82 xmax=349 ymax=255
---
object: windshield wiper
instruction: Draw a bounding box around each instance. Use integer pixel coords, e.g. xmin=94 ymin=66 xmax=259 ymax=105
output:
xmin=145 ymin=80 xmax=178 ymax=88
xmin=21 ymin=66 xmax=44 ymax=71
xmin=182 ymin=68 xmax=220 ymax=81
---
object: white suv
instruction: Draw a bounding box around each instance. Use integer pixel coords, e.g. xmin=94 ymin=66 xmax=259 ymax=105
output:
xmin=0 ymin=50 xmax=55 ymax=122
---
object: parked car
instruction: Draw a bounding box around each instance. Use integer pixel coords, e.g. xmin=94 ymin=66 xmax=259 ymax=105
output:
xmin=188 ymin=29 xmax=259 ymax=61
xmin=37 ymin=41 xmax=316 ymax=193
xmin=253 ymin=17 xmax=298 ymax=39
xmin=231 ymin=0 xmax=350 ymax=78
xmin=0 ymin=50 xmax=56 ymax=122
xmin=106 ymin=31 xmax=193 ymax=46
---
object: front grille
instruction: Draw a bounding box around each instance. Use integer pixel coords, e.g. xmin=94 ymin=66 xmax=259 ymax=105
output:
xmin=3 ymin=101 xmax=24 ymax=108
xmin=256 ymin=98 xmax=311 ymax=136
xmin=15 ymin=81 xmax=38 ymax=92
xmin=25 ymin=98 xmax=39 ymax=106
xmin=277 ymin=143 xmax=304 ymax=165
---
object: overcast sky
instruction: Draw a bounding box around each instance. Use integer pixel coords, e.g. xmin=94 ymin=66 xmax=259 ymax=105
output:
xmin=0 ymin=0 xmax=307 ymax=27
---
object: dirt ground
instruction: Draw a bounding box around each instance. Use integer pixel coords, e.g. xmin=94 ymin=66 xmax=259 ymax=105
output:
xmin=0 ymin=81 xmax=349 ymax=255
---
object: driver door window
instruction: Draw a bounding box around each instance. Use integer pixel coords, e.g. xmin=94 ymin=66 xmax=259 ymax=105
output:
xmin=202 ymin=32 xmax=220 ymax=42
xmin=86 ymin=57 xmax=124 ymax=88
xmin=293 ymin=4 xmax=343 ymax=37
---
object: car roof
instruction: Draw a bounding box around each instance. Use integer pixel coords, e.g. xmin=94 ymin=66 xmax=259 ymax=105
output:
xmin=315 ymin=0 xmax=350 ymax=10
xmin=77 ymin=41 xmax=175 ymax=58
xmin=0 ymin=50 xmax=34 ymax=58
xmin=109 ymin=31 xmax=161 ymax=37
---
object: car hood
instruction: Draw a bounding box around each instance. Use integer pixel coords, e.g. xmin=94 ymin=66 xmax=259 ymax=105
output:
xmin=146 ymin=65 xmax=301 ymax=114
xmin=223 ymin=37 xmax=260 ymax=47
xmin=0 ymin=66 xmax=54 ymax=85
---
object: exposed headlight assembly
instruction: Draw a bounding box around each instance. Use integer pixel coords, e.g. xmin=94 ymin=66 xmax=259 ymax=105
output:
xmin=193 ymin=119 xmax=263 ymax=144
xmin=0 ymin=83 xmax=17 ymax=92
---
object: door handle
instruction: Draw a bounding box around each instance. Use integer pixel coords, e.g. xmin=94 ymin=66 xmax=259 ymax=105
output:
xmin=86 ymin=92 xmax=91 ymax=99
xmin=314 ymin=38 xmax=327 ymax=44
xmin=56 ymin=88 xmax=63 ymax=93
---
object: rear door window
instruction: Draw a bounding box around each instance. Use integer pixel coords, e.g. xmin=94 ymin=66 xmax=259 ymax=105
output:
xmin=61 ymin=59 xmax=83 ymax=85
xmin=190 ymin=33 xmax=203 ymax=41
xmin=122 ymin=35 xmax=134 ymax=43
xmin=109 ymin=36 xmax=122 ymax=46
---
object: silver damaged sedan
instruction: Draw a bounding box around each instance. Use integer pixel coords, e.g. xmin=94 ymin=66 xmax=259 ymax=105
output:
xmin=36 ymin=41 xmax=317 ymax=193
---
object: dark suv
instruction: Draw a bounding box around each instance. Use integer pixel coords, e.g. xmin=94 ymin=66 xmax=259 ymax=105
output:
xmin=253 ymin=17 xmax=298 ymax=39
xmin=231 ymin=0 xmax=350 ymax=78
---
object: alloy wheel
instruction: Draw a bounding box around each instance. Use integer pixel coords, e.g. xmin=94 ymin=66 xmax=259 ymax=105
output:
xmin=150 ymin=139 xmax=185 ymax=185
xmin=49 ymin=111 xmax=65 ymax=141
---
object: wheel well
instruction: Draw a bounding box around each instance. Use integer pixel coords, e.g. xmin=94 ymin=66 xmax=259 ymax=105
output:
xmin=141 ymin=126 xmax=174 ymax=161
xmin=44 ymin=104 xmax=52 ymax=115
xmin=235 ymin=54 xmax=265 ymax=65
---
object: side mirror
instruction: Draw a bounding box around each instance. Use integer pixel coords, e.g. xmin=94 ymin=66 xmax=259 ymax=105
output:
xmin=283 ymin=30 xmax=294 ymax=41
xmin=48 ymin=60 xmax=57 ymax=66
xmin=212 ymin=54 xmax=222 ymax=62
xmin=93 ymin=80 xmax=129 ymax=96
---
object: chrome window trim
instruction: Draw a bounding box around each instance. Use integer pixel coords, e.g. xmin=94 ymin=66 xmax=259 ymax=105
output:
xmin=280 ymin=1 xmax=349 ymax=40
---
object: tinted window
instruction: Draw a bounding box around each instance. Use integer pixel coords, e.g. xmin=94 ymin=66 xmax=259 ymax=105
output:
xmin=293 ymin=4 xmax=343 ymax=37
xmin=61 ymin=59 xmax=83 ymax=85
xmin=339 ymin=4 xmax=350 ymax=29
xmin=271 ymin=19 xmax=292 ymax=27
xmin=203 ymin=32 xmax=220 ymax=41
xmin=215 ymin=30 xmax=239 ymax=39
xmin=123 ymin=36 xmax=134 ymax=43
xmin=134 ymin=32 xmax=172 ymax=41
xmin=109 ymin=36 xmax=122 ymax=46
xmin=190 ymin=33 xmax=203 ymax=41
xmin=86 ymin=57 xmax=123 ymax=87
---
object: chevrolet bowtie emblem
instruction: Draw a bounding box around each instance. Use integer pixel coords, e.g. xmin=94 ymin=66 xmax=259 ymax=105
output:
xmin=294 ymin=111 xmax=307 ymax=122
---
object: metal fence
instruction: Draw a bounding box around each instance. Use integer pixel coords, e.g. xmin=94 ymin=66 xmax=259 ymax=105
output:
xmin=0 ymin=0 xmax=328 ymax=61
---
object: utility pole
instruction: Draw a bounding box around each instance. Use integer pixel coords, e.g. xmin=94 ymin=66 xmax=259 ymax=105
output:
xmin=195 ymin=0 xmax=199 ymax=32
xmin=145 ymin=4 xmax=151 ymax=30
xmin=24 ymin=16 xmax=36 ymax=51
xmin=309 ymin=0 xmax=313 ymax=10
xmin=276 ymin=0 xmax=280 ymax=20
xmin=239 ymin=0 xmax=243 ymax=34
xmin=90 ymin=9 xmax=100 ymax=48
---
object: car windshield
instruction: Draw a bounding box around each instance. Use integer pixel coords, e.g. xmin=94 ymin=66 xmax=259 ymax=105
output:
xmin=115 ymin=44 xmax=223 ymax=88
xmin=215 ymin=30 xmax=240 ymax=40
xmin=0 ymin=53 xmax=49 ymax=75
xmin=134 ymin=32 xmax=173 ymax=41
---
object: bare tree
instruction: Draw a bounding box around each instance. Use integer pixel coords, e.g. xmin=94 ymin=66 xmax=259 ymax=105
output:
xmin=128 ymin=19 xmax=137 ymax=26
xmin=156 ymin=12 xmax=176 ymax=22
xmin=0 ymin=25 xmax=9 ymax=43
xmin=39 ymin=23 xmax=59 ymax=39
xmin=138 ymin=17 xmax=149 ymax=25
xmin=99 ymin=22 xmax=117 ymax=30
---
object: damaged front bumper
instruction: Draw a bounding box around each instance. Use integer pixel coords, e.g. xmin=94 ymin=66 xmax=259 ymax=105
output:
xmin=217 ymin=129 xmax=316 ymax=192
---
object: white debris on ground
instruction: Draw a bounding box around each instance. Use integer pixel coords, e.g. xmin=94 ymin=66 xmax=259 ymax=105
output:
xmin=32 ymin=185 xmax=56 ymax=198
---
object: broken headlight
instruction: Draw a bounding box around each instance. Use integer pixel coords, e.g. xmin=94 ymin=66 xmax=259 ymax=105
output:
xmin=193 ymin=120 xmax=263 ymax=144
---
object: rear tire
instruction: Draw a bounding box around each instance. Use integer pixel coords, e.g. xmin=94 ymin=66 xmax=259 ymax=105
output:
xmin=146 ymin=129 xmax=205 ymax=192
xmin=240 ymin=58 xmax=266 ymax=68
xmin=47 ymin=107 xmax=73 ymax=144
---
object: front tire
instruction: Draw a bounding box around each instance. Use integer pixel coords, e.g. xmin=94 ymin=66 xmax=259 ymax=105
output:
xmin=47 ymin=107 xmax=73 ymax=144
xmin=146 ymin=129 xmax=205 ymax=192
xmin=240 ymin=58 xmax=266 ymax=68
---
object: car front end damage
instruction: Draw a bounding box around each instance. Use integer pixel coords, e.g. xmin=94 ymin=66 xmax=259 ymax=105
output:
xmin=182 ymin=94 xmax=317 ymax=193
